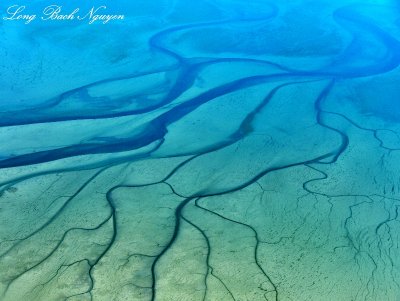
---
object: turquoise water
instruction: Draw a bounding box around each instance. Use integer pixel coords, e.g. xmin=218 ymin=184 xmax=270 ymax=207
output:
xmin=1 ymin=0 xmax=400 ymax=300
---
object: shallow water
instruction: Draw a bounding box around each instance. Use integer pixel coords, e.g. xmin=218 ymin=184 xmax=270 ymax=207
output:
xmin=1 ymin=0 xmax=400 ymax=300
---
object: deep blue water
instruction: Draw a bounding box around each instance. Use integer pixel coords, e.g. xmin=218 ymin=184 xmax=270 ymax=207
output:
xmin=1 ymin=0 xmax=400 ymax=300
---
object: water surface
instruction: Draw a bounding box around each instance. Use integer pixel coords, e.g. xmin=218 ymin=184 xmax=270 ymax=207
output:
xmin=1 ymin=0 xmax=400 ymax=300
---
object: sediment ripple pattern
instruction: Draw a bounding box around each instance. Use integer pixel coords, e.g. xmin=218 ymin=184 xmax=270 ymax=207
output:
xmin=1 ymin=0 xmax=400 ymax=300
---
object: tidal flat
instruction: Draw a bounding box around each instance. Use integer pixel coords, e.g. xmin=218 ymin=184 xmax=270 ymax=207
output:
xmin=1 ymin=0 xmax=400 ymax=300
